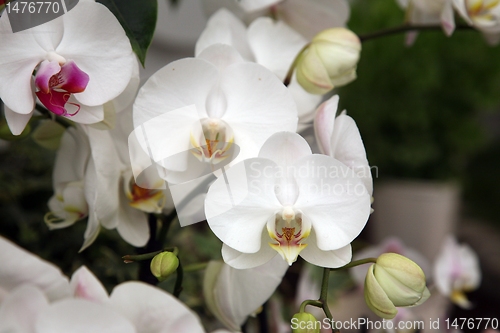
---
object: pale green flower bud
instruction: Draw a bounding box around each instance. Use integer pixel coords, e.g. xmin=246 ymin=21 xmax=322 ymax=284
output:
xmin=364 ymin=253 xmax=430 ymax=319
xmin=291 ymin=312 xmax=320 ymax=333
xmin=150 ymin=251 xmax=179 ymax=281
xmin=296 ymin=28 xmax=361 ymax=95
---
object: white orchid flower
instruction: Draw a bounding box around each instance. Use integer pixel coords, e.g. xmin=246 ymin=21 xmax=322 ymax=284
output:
xmin=201 ymin=0 xmax=350 ymax=40
xmin=0 ymin=236 xmax=70 ymax=304
xmin=433 ymin=235 xmax=481 ymax=309
xmin=205 ymin=131 xmax=371 ymax=269
xmin=70 ymin=267 xmax=206 ymax=333
xmin=454 ymin=0 xmax=500 ymax=44
xmin=397 ymin=0 xmax=456 ymax=39
xmin=46 ymin=123 xmax=150 ymax=251
xmin=196 ymin=9 xmax=321 ymax=125
xmin=133 ymin=43 xmax=297 ymax=184
xmin=0 ymin=0 xmax=136 ymax=135
xmin=45 ymin=127 xmax=90 ymax=230
xmin=314 ymin=95 xmax=373 ymax=196
xmin=203 ymin=255 xmax=288 ymax=331
xmin=0 ymin=237 xmax=207 ymax=333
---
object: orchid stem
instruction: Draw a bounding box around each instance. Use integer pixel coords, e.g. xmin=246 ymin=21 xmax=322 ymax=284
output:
xmin=122 ymin=246 xmax=177 ymax=263
xmin=183 ymin=262 xmax=208 ymax=273
xmin=283 ymin=43 xmax=310 ymax=87
xmin=359 ymin=23 xmax=474 ymax=42
xmin=330 ymin=257 xmax=377 ymax=271
xmin=174 ymin=261 xmax=183 ymax=298
xmin=319 ymin=267 xmax=339 ymax=333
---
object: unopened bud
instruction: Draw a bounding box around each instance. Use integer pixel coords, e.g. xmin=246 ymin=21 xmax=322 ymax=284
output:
xmin=292 ymin=312 xmax=320 ymax=333
xmin=150 ymin=251 xmax=179 ymax=281
xmin=296 ymin=28 xmax=361 ymax=95
xmin=364 ymin=253 xmax=430 ymax=319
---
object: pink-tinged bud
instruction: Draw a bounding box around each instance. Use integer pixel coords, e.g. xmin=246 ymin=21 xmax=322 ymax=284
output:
xmin=296 ymin=28 xmax=361 ymax=95
xmin=364 ymin=253 xmax=430 ymax=319
xmin=150 ymin=251 xmax=179 ymax=281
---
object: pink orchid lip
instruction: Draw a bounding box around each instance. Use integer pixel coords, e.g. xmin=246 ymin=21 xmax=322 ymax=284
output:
xmin=35 ymin=60 xmax=90 ymax=116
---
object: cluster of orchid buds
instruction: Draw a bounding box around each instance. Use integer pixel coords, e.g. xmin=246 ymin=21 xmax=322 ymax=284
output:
xmin=0 ymin=0 xmax=488 ymax=332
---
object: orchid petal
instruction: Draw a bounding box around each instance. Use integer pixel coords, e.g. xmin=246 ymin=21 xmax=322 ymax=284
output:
xmin=205 ymin=255 xmax=288 ymax=331
xmin=66 ymin=98 xmax=104 ymax=124
xmin=197 ymin=43 xmax=246 ymax=72
xmin=258 ymin=131 xmax=312 ymax=167
xmin=0 ymin=236 xmax=70 ymax=301
xmin=0 ymin=15 xmax=50 ymax=114
xmin=300 ymin=231 xmax=352 ymax=268
xmin=294 ymin=154 xmax=371 ymax=251
xmin=57 ymin=0 xmax=135 ymax=106
xmin=219 ymin=62 xmax=298 ymax=161
xmin=110 ymin=282 xmax=205 ymax=333
xmin=237 ymin=0 xmax=281 ymax=12
xmin=4 ymin=105 xmax=33 ymax=135
xmin=35 ymin=60 xmax=61 ymax=94
xmin=116 ymin=199 xmax=149 ymax=247
xmin=133 ymin=58 xmax=216 ymax=129
xmin=35 ymin=299 xmax=136 ymax=333
xmin=52 ymin=127 xmax=89 ymax=187
xmin=70 ymin=266 xmax=109 ymax=303
xmin=287 ymin=77 xmax=322 ymax=124
xmin=330 ymin=113 xmax=373 ymax=195
xmin=276 ymin=0 xmax=350 ymax=39
xmin=205 ymin=158 xmax=281 ymax=253
xmin=441 ymin=1 xmax=456 ymax=36
xmin=221 ymin=235 xmax=278 ymax=269
xmin=0 ymin=285 xmax=49 ymax=333
xmin=313 ymin=95 xmax=339 ymax=155
xmin=195 ymin=8 xmax=253 ymax=61
xmin=247 ymin=17 xmax=307 ymax=80
xmin=83 ymin=126 xmax=123 ymax=229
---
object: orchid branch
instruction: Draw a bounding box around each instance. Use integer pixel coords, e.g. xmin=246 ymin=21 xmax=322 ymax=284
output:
xmin=330 ymin=257 xmax=378 ymax=270
xmin=283 ymin=43 xmax=310 ymax=87
xmin=359 ymin=23 xmax=474 ymax=42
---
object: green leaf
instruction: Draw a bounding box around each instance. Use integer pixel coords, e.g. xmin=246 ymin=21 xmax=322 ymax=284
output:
xmin=97 ymin=0 xmax=158 ymax=67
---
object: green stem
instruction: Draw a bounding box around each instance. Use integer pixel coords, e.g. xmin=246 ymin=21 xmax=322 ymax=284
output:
xmin=183 ymin=262 xmax=208 ymax=273
xmin=359 ymin=23 xmax=474 ymax=42
xmin=122 ymin=247 xmax=177 ymax=263
xmin=174 ymin=261 xmax=183 ymax=298
xmin=299 ymin=299 xmax=323 ymax=313
xmin=331 ymin=257 xmax=377 ymax=271
xmin=319 ymin=268 xmax=338 ymax=333
xmin=283 ymin=43 xmax=310 ymax=87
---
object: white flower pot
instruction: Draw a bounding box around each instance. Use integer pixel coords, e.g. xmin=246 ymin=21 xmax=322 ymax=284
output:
xmin=371 ymin=180 xmax=460 ymax=262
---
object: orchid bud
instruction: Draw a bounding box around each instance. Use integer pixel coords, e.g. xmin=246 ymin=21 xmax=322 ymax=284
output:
xmin=291 ymin=312 xmax=320 ymax=333
xmin=296 ymin=28 xmax=361 ymax=95
xmin=150 ymin=251 xmax=179 ymax=281
xmin=364 ymin=253 xmax=430 ymax=319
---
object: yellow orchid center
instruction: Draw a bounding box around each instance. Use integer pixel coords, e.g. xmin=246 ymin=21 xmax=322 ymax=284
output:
xmin=467 ymin=0 xmax=500 ymax=18
xmin=190 ymin=118 xmax=234 ymax=165
xmin=126 ymin=181 xmax=165 ymax=214
xmin=268 ymin=206 xmax=310 ymax=266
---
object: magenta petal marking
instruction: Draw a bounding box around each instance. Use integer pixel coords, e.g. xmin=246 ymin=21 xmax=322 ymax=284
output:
xmin=58 ymin=61 xmax=90 ymax=93
xmin=35 ymin=60 xmax=61 ymax=94
xmin=36 ymin=90 xmax=71 ymax=116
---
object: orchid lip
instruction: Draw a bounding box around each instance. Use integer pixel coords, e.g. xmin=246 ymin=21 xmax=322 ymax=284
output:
xmin=35 ymin=60 xmax=90 ymax=117
xmin=267 ymin=207 xmax=311 ymax=265
xmin=189 ymin=118 xmax=235 ymax=165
